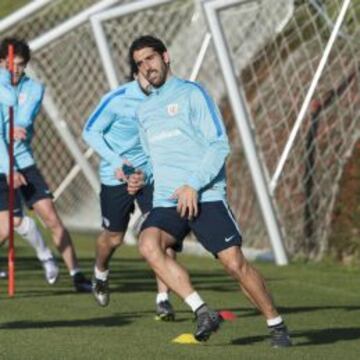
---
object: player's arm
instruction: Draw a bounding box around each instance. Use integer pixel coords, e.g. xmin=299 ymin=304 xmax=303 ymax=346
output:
xmin=0 ymin=68 xmax=16 ymax=106
xmin=82 ymin=97 xmax=126 ymax=174
xmin=0 ymin=111 xmax=10 ymax=174
xmin=0 ymin=111 xmax=26 ymax=187
xmin=185 ymin=84 xmax=230 ymax=191
xmin=14 ymin=82 xmax=44 ymax=129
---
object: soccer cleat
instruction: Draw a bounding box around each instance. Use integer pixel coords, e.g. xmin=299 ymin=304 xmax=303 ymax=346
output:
xmin=269 ymin=324 xmax=292 ymax=348
xmin=42 ymin=258 xmax=59 ymax=285
xmin=73 ymin=272 xmax=92 ymax=293
xmin=194 ymin=309 xmax=222 ymax=342
xmin=155 ymin=300 xmax=175 ymax=321
xmin=92 ymin=277 xmax=110 ymax=306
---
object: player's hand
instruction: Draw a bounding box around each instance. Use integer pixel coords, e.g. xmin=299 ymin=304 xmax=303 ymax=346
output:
xmin=171 ymin=185 xmax=198 ymax=220
xmin=7 ymin=171 xmax=27 ymax=189
xmin=115 ymin=168 xmax=127 ymax=181
xmin=14 ymin=127 xmax=27 ymax=140
xmin=114 ymin=160 xmax=133 ymax=181
xmin=127 ymin=170 xmax=145 ymax=195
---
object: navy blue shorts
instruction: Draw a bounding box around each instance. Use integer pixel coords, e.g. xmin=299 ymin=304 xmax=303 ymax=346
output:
xmin=141 ymin=201 xmax=242 ymax=256
xmin=0 ymin=175 xmax=23 ymax=216
xmin=100 ymin=183 xmax=153 ymax=232
xmin=0 ymin=165 xmax=52 ymax=216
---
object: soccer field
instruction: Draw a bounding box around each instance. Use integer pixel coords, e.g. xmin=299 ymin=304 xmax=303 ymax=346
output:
xmin=1 ymin=234 xmax=359 ymax=360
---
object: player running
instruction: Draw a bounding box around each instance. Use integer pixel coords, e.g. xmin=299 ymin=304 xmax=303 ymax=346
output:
xmin=0 ymin=37 xmax=91 ymax=292
xmin=82 ymin=70 xmax=177 ymax=320
xmin=129 ymin=35 xmax=292 ymax=346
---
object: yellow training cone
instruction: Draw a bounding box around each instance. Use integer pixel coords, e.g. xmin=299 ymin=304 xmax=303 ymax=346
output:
xmin=172 ymin=333 xmax=200 ymax=344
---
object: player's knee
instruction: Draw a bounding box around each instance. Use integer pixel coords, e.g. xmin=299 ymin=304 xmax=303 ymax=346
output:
xmin=13 ymin=217 xmax=22 ymax=227
xmin=223 ymin=255 xmax=249 ymax=279
xmin=42 ymin=213 xmax=62 ymax=232
xmin=138 ymin=233 xmax=160 ymax=260
xmin=105 ymin=231 xmax=123 ymax=247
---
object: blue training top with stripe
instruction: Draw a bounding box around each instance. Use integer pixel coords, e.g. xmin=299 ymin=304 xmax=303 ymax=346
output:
xmin=137 ymin=76 xmax=230 ymax=208
xmin=82 ymin=80 xmax=152 ymax=186
xmin=0 ymin=68 xmax=44 ymax=175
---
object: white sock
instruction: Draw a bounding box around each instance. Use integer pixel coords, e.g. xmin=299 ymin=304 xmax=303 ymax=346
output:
xmin=70 ymin=268 xmax=81 ymax=277
xmin=15 ymin=216 xmax=53 ymax=262
xmin=267 ymin=316 xmax=283 ymax=327
xmin=156 ymin=292 xmax=169 ymax=304
xmin=184 ymin=292 xmax=205 ymax=312
xmin=94 ymin=266 xmax=109 ymax=281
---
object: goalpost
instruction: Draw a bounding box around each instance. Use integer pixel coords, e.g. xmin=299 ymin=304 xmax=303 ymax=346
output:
xmin=0 ymin=0 xmax=358 ymax=263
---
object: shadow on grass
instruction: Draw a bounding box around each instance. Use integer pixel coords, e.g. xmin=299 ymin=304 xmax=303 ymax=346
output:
xmin=231 ymin=327 xmax=360 ymax=346
xmin=0 ymin=313 xmax=135 ymax=330
xmin=223 ymin=305 xmax=360 ymax=319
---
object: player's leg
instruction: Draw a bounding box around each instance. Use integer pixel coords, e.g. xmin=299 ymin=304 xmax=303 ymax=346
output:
xmin=21 ymin=166 xmax=91 ymax=292
xmin=139 ymin=207 xmax=222 ymax=341
xmin=192 ymin=201 xmax=291 ymax=347
xmin=154 ymin=245 xmax=176 ymax=321
xmin=32 ymin=198 xmax=91 ymax=291
xmin=136 ymin=184 xmax=176 ymax=320
xmin=92 ymin=229 xmax=125 ymax=306
xmin=0 ymin=210 xmax=10 ymax=245
xmin=92 ymin=183 xmax=134 ymax=306
xmin=15 ymin=215 xmax=59 ymax=284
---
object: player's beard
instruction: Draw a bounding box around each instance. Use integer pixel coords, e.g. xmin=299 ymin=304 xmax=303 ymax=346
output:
xmin=147 ymin=61 xmax=168 ymax=88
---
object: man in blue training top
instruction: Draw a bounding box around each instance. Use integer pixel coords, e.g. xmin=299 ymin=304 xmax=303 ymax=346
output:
xmin=82 ymin=69 xmax=178 ymax=320
xmin=129 ymin=35 xmax=292 ymax=346
xmin=0 ymin=51 xmax=58 ymax=284
xmin=0 ymin=37 xmax=91 ymax=292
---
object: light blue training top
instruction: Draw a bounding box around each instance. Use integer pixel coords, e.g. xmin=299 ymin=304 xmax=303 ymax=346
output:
xmin=0 ymin=68 xmax=44 ymax=175
xmin=83 ymin=80 xmax=152 ymax=186
xmin=137 ymin=75 xmax=230 ymax=208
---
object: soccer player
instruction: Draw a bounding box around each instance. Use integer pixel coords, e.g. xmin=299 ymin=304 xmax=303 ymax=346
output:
xmin=129 ymin=35 xmax=292 ymax=346
xmin=0 ymin=37 xmax=91 ymax=292
xmin=82 ymin=70 xmax=177 ymax=320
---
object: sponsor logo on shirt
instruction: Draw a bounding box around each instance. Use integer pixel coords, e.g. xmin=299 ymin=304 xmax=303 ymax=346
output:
xmin=167 ymin=103 xmax=179 ymax=116
xmin=148 ymin=129 xmax=182 ymax=143
xmin=18 ymin=93 xmax=27 ymax=105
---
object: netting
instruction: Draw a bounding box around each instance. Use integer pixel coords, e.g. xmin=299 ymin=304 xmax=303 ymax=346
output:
xmin=216 ymin=0 xmax=360 ymax=258
xmin=1 ymin=0 xmax=358 ymax=259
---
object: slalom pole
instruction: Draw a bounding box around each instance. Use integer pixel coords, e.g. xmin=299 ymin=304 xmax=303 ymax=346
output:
xmin=8 ymin=44 xmax=15 ymax=297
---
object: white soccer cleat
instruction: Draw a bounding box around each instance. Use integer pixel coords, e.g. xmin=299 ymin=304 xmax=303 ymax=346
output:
xmin=42 ymin=258 xmax=59 ymax=285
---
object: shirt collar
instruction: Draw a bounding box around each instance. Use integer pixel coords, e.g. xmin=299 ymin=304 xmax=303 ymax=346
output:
xmin=150 ymin=75 xmax=178 ymax=96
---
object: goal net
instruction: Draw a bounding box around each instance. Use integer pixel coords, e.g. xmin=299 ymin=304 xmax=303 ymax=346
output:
xmin=1 ymin=0 xmax=358 ymax=260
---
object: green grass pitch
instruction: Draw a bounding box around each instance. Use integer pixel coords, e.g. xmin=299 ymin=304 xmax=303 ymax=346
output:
xmin=1 ymin=233 xmax=359 ymax=360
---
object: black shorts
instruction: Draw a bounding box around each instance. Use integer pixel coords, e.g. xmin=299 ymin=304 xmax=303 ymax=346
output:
xmin=100 ymin=183 xmax=153 ymax=232
xmin=0 ymin=175 xmax=23 ymax=216
xmin=0 ymin=165 xmax=52 ymax=216
xmin=141 ymin=201 xmax=242 ymax=256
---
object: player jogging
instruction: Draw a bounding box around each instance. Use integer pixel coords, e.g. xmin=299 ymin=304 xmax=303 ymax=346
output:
xmin=82 ymin=71 xmax=178 ymax=320
xmin=129 ymin=35 xmax=292 ymax=346
xmin=0 ymin=37 xmax=91 ymax=292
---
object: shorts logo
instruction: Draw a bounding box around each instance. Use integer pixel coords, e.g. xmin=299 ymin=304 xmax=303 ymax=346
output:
xmin=18 ymin=93 xmax=27 ymax=105
xmin=103 ymin=217 xmax=110 ymax=228
xmin=224 ymin=235 xmax=235 ymax=243
xmin=167 ymin=103 xmax=179 ymax=116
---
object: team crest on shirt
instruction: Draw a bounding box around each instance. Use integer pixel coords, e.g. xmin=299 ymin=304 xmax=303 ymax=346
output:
xmin=18 ymin=93 xmax=27 ymax=105
xmin=167 ymin=103 xmax=179 ymax=116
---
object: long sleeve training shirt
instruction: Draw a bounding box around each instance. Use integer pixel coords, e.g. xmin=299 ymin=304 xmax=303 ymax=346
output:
xmin=83 ymin=80 xmax=152 ymax=186
xmin=0 ymin=68 xmax=44 ymax=175
xmin=137 ymin=76 xmax=230 ymax=208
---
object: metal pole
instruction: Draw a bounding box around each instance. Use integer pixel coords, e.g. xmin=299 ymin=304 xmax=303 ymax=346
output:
xmin=270 ymin=0 xmax=351 ymax=193
xmin=204 ymin=0 xmax=288 ymax=265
